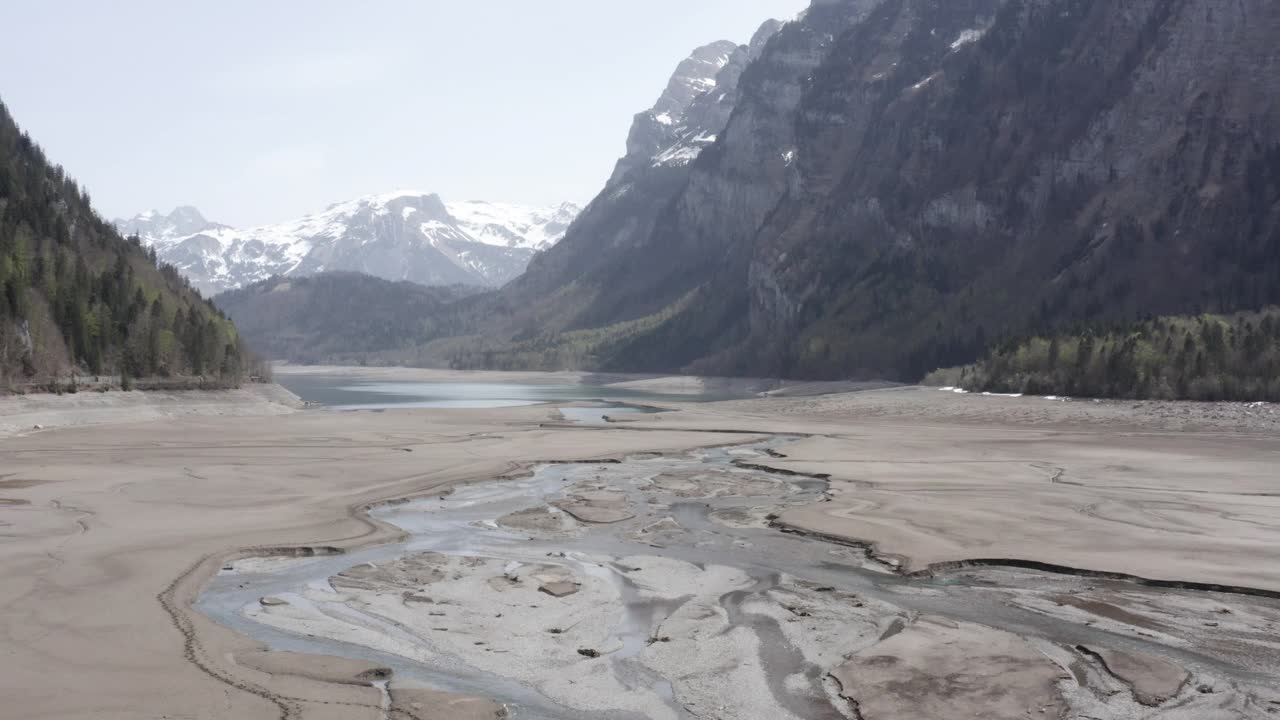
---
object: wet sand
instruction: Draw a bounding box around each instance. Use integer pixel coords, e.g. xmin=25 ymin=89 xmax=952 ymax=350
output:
xmin=2 ymin=380 xmax=1279 ymax=718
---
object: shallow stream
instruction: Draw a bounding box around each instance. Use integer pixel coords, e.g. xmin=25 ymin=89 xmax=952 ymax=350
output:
xmin=197 ymin=438 xmax=1280 ymax=719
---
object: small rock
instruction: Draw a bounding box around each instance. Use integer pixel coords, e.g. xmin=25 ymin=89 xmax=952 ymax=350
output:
xmin=577 ymin=648 xmax=601 ymax=658
xmin=539 ymin=582 xmax=581 ymax=598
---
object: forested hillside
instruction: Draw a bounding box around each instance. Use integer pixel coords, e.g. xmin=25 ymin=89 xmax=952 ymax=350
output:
xmin=934 ymin=309 xmax=1280 ymax=401
xmin=0 ymin=99 xmax=251 ymax=390
xmin=213 ymin=273 xmax=482 ymax=366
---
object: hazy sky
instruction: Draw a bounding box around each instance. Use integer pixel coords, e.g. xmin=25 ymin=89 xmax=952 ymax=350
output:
xmin=0 ymin=1 xmax=809 ymax=227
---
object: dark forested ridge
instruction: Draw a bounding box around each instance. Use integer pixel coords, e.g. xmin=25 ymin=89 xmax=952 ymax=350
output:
xmin=0 ymin=99 xmax=253 ymax=391
xmin=932 ymin=309 xmax=1280 ymax=402
xmin=213 ymin=273 xmax=483 ymax=366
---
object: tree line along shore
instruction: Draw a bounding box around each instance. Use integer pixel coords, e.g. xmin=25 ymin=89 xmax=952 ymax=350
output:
xmin=930 ymin=308 xmax=1280 ymax=402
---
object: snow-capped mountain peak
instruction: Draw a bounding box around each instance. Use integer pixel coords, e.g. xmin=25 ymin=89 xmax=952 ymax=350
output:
xmin=115 ymin=206 xmax=229 ymax=247
xmin=609 ymin=22 xmax=782 ymax=184
xmin=114 ymin=194 xmax=581 ymax=296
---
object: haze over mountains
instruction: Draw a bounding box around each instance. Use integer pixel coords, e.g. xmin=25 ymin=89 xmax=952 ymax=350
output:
xmin=115 ymin=196 xmax=581 ymax=295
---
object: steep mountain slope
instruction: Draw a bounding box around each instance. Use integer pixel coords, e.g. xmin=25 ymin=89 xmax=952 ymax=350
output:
xmin=0 ymin=99 xmax=250 ymax=386
xmin=501 ymin=21 xmax=783 ymax=327
xmin=467 ymin=0 xmax=1280 ymax=380
xmin=731 ymin=0 xmax=1280 ymax=379
xmin=115 ymin=196 xmax=581 ymax=295
xmin=213 ymin=273 xmax=481 ymax=365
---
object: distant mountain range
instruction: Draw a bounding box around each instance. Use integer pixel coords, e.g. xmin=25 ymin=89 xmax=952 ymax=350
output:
xmin=114 ymin=195 xmax=580 ymax=295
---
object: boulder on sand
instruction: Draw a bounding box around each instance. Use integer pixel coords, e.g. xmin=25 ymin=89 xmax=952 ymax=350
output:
xmin=1080 ymin=645 xmax=1190 ymax=706
xmin=539 ymin=581 xmax=580 ymax=598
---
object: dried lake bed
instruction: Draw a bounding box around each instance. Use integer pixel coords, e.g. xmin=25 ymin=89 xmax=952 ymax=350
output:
xmin=3 ymin=373 xmax=1280 ymax=719
xmin=201 ymin=439 xmax=1280 ymax=720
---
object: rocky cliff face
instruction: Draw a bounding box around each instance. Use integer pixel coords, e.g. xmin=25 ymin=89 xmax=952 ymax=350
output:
xmin=504 ymin=0 xmax=1280 ymax=380
xmin=506 ymin=20 xmax=785 ymax=327
xmin=735 ymin=0 xmax=1280 ymax=378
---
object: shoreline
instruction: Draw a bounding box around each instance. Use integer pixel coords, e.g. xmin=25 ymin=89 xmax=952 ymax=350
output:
xmin=271 ymin=363 xmax=901 ymax=398
xmin=0 ymin=382 xmax=303 ymax=439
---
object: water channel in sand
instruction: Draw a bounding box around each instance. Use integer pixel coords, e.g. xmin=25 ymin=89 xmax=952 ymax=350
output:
xmin=197 ymin=437 xmax=1280 ymax=719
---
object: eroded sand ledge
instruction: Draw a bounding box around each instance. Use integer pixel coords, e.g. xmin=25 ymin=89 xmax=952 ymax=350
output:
xmin=2 ymin=380 xmax=1280 ymax=718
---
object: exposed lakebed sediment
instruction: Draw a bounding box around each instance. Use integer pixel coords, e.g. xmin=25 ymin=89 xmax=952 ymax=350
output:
xmin=198 ymin=439 xmax=1280 ymax=719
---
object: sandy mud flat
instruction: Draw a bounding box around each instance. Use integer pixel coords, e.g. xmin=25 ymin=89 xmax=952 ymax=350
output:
xmin=0 ymin=383 xmax=300 ymax=438
xmin=201 ymin=438 xmax=1280 ymax=720
xmin=2 ymin=378 xmax=1279 ymax=719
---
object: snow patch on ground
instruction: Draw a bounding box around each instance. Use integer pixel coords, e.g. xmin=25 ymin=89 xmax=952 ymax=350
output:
xmin=951 ymin=28 xmax=986 ymax=50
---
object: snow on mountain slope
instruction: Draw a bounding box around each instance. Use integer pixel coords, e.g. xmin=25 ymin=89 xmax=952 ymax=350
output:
xmin=115 ymin=206 xmax=230 ymax=247
xmin=114 ymin=194 xmax=581 ymax=295
xmin=446 ymin=200 xmax=581 ymax=251
xmin=606 ymin=25 xmax=780 ymax=186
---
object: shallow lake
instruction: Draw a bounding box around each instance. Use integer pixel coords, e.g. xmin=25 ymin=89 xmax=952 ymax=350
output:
xmin=277 ymin=374 xmax=747 ymax=411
